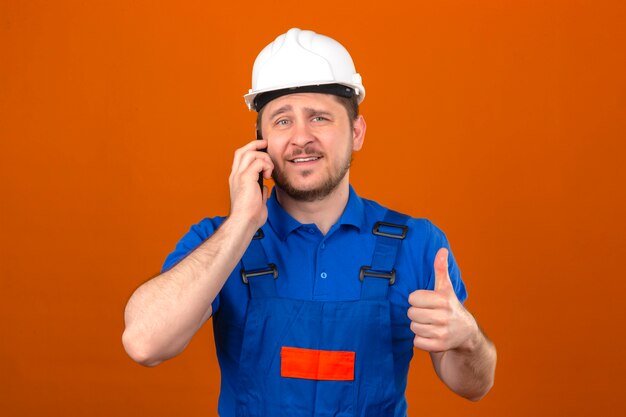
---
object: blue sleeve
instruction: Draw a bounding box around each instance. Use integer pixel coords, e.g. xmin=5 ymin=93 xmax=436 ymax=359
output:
xmin=161 ymin=216 xmax=227 ymax=314
xmin=423 ymin=220 xmax=468 ymax=303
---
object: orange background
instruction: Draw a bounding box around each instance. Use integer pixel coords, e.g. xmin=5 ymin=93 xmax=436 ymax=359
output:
xmin=1 ymin=1 xmax=625 ymax=416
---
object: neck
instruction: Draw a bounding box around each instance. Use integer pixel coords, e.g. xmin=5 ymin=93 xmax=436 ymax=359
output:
xmin=275 ymin=176 xmax=351 ymax=235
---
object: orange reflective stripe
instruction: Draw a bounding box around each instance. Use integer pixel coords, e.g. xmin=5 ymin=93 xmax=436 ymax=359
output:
xmin=280 ymin=346 xmax=355 ymax=381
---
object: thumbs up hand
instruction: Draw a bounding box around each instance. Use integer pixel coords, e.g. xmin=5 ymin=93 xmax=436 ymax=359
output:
xmin=407 ymin=248 xmax=479 ymax=353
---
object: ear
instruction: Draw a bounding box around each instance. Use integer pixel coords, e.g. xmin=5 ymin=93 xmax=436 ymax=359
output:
xmin=352 ymin=115 xmax=366 ymax=151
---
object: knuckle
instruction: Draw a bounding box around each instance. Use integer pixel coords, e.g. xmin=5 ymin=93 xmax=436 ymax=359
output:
xmin=437 ymin=297 xmax=452 ymax=311
xmin=413 ymin=336 xmax=422 ymax=349
xmin=434 ymin=327 xmax=447 ymax=340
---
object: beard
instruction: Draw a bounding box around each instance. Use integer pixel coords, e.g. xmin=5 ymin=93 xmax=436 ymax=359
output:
xmin=271 ymin=145 xmax=352 ymax=202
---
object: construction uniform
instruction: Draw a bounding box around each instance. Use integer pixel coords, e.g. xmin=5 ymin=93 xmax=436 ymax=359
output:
xmin=163 ymin=186 xmax=467 ymax=417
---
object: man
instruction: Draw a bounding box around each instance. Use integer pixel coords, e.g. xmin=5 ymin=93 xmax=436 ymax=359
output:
xmin=123 ymin=28 xmax=496 ymax=416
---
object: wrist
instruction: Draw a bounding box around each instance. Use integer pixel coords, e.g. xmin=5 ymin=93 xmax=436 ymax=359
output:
xmin=224 ymin=212 xmax=263 ymax=239
xmin=456 ymin=316 xmax=482 ymax=354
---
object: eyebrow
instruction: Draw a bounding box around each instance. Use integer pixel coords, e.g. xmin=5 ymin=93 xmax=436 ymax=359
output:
xmin=269 ymin=105 xmax=292 ymax=120
xmin=306 ymin=108 xmax=333 ymax=118
xmin=268 ymin=105 xmax=333 ymax=120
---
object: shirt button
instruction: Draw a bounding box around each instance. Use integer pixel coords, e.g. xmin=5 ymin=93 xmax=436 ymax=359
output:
xmin=320 ymin=272 xmax=328 ymax=279
xmin=308 ymin=228 xmax=315 ymax=234
xmin=321 ymin=243 xmax=326 ymax=249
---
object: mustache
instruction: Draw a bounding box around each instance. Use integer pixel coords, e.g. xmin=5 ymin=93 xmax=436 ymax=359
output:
xmin=287 ymin=146 xmax=323 ymax=159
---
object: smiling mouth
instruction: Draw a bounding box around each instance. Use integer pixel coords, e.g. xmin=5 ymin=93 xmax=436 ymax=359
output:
xmin=290 ymin=156 xmax=322 ymax=163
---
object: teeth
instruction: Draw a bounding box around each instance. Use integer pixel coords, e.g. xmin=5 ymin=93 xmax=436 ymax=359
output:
xmin=293 ymin=157 xmax=319 ymax=163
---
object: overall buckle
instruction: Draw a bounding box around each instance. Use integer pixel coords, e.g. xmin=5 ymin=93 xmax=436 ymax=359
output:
xmin=241 ymin=264 xmax=278 ymax=284
xmin=359 ymin=266 xmax=396 ymax=285
xmin=372 ymin=221 xmax=408 ymax=239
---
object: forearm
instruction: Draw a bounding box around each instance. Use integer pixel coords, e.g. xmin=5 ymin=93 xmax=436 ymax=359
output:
xmin=431 ymin=324 xmax=497 ymax=401
xmin=122 ymin=216 xmax=257 ymax=366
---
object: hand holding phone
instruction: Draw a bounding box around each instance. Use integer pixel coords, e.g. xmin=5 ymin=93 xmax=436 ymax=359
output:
xmin=256 ymin=128 xmax=266 ymax=192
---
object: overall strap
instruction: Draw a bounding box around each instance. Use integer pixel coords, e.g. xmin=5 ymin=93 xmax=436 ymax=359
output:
xmin=360 ymin=210 xmax=410 ymax=300
xmin=240 ymin=228 xmax=278 ymax=298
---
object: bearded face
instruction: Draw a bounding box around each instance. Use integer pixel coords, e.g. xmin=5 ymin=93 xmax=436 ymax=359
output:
xmin=261 ymin=93 xmax=362 ymax=203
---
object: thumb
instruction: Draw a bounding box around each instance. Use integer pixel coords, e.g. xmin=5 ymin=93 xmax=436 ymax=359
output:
xmin=434 ymin=247 xmax=453 ymax=293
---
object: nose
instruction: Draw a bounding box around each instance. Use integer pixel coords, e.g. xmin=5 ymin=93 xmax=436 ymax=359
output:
xmin=290 ymin=121 xmax=315 ymax=148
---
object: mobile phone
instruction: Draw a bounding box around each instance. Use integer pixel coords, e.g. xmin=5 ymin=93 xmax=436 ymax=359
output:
xmin=256 ymin=128 xmax=265 ymax=192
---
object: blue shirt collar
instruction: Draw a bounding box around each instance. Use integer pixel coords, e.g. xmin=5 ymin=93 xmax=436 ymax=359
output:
xmin=267 ymin=185 xmax=365 ymax=240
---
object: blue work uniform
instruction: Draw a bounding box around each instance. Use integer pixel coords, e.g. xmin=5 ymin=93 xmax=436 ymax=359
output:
xmin=163 ymin=186 xmax=467 ymax=417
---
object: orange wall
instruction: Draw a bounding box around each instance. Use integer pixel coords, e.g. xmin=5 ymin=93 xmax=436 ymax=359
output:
xmin=1 ymin=1 xmax=625 ymax=416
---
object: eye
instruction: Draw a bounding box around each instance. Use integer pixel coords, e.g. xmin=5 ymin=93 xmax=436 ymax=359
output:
xmin=275 ymin=119 xmax=290 ymax=126
xmin=312 ymin=116 xmax=328 ymax=122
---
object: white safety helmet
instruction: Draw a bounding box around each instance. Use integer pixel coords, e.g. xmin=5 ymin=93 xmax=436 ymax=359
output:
xmin=244 ymin=28 xmax=365 ymax=112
